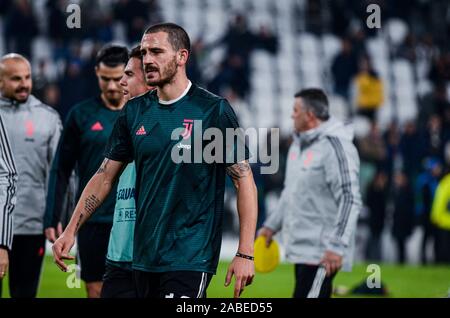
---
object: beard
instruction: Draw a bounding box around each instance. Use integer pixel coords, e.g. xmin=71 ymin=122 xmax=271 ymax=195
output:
xmin=145 ymin=57 xmax=178 ymax=87
xmin=9 ymin=87 xmax=31 ymax=103
xmin=104 ymin=91 xmax=123 ymax=106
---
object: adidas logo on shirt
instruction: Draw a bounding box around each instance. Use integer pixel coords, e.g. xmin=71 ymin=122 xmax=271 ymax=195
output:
xmin=91 ymin=121 xmax=104 ymax=131
xmin=136 ymin=125 xmax=146 ymax=136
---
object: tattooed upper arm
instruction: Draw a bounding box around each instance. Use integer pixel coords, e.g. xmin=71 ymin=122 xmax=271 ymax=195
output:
xmin=226 ymin=160 xmax=251 ymax=186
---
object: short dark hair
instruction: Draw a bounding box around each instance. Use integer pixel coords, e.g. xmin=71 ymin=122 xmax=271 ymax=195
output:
xmin=294 ymin=88 xmax=330 ymax=120
xmin=128 ymin=45 xmax=144 ymax=72
xmin=144 ymin=23 xmax=191 ymax=54
xmin=129 ymin=45 xmax=142 ymax=60
xmin=96 ymin=44 xmax=129 ymax=67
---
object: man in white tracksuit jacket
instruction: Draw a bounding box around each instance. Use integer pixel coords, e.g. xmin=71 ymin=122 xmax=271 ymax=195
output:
xmin=258 ymin=88 xmax=362 ymax=298
xmin=0 ymin=54 xmax=62 ymax=298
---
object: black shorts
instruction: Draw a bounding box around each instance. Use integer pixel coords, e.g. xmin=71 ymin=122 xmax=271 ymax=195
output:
xmin=101 ymin=262 xmax=136 ymax=298
xmin=5 ymin=235 xmax=46 ymax=298
xmin=133 ymin=270 xmax=213 ymax=298
xmin=77 ymin=222 xmax=112 ymax=283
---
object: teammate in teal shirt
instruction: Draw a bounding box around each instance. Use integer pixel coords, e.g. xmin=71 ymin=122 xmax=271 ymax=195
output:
xmin=106 ymin=162 xmax=136 ymax=266
xmin=53 ymin=23 xmax=258 ymax=299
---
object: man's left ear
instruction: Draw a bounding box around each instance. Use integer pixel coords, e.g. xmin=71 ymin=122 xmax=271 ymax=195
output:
xmin=178 ymin=50 xmax=188 ymax=65
xmin=307 ymin=110 xmax=315 ymax=121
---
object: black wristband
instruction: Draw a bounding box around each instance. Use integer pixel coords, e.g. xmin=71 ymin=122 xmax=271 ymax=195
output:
xmin=236 ymin=252 xmax=254 ymax=261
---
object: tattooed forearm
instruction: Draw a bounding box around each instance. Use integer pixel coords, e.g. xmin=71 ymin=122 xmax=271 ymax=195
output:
xmin=84 ymin=195 xmax=100 ymax=218
xmin=96 ymin=159 xmax=110 ymax=174
xmin=226 ymin=161 xmax=251 ymax=182
xmin=74 ymin=195 xmax=100 ymax=231
xmin=75 ymin=213 xmax=84 ymax=231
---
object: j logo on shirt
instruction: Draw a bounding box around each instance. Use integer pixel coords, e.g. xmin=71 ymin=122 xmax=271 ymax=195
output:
xmin=24 ymin=120 xmax=35 ymax=142
xmin=181 ymin=119 xmax=193 ymax=139
xmin=303 ymin=151 xmax=314 ymax=167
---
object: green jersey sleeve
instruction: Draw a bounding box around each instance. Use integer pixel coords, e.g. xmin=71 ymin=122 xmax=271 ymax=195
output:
xmin=219 ymin=99 xmax=251 ymax=166
xmin=105 ymin=106 xmax=133 ymax=163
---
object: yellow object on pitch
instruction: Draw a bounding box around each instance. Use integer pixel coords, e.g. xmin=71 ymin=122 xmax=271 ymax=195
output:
xmin=254 ymin=236 xmax=280 ymax=273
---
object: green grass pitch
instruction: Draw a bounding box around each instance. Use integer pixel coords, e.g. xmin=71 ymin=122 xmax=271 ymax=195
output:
xmin=1 ymin=256 xmax=449 ymax=298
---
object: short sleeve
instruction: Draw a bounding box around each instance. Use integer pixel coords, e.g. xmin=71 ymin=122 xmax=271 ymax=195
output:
xmin=218 ymin=100 xmax=251 ymax=166
xmin=104 ymin=106 xmax=133 ymax=163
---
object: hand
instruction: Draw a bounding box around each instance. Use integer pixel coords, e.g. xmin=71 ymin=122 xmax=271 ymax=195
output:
xmin=52 ymin=231 xmax=75 ymax=272
xmin=45 ymin=222 xmax=63 ymax=243
xmin=257 ymin=227 xmax=275 ymax=247
xmin=320 ymin=250 xmax=343 ymax=277
xmin=224 ymin=255 xmax=255 ymax=298
xmin=0 ymin=248 xmax=8 ymax=279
